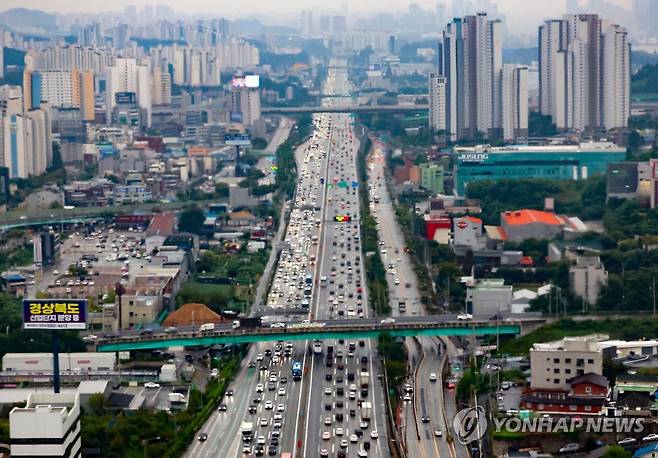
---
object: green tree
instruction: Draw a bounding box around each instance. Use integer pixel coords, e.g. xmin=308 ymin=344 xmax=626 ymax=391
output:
xmin=87 ymin=393 xmax=109 ymax=416
xmin=602 ymin=445 xmax=631 ymax=458
xmin=178 ymin=206 xmax=205 ymax=235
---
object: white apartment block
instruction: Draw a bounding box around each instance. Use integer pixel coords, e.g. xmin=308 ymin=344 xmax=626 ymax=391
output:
xmin=539 ymin=14 xmax=629 ymax=132
xmin=106 ymin=57 xmax=152 ymax=127
xmin=502 ymin=64 xmax=529 ymax=141
xmin=428 ymin=72 xmax=447 ymax=132
xmin=530 ymin=335 xmax=607 ymax=391
xmin=10 ymin=392 xmax=82 ymax=457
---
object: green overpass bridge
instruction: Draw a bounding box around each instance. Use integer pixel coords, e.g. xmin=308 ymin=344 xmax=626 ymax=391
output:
xmin=95 ymin=319 xmax=523 ymax=352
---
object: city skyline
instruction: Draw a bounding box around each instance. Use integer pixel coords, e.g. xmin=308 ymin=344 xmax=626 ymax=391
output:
xmin=0 ymin=1 xmax=634 ymax=35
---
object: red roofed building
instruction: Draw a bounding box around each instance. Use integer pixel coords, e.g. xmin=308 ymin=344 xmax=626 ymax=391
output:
xmin=501 ymin=209 xmax=566 ymax=242
xmin=424 ymin=214 xmax=451 ymax=241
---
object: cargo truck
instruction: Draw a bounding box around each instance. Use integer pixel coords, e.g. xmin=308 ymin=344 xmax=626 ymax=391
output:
xmin=241 ymin=421 xmax=254 ymax=443
xmin=360 ymin=401 xmax=372 ymax=422
xmin=199 ymin=323 xmax=215 ymax=332
xmin=359 ymin=371 xmax=370 ymax=389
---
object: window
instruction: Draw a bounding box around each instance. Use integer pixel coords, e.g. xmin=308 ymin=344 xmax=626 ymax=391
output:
xmin=576 ymin=358 xmax=584 ymax=366
xmin=587 ymin=359 xmax=594 ymax=364
xmin=569 ymin=405 xmax=577 ymax=411
xmin=585 ymin=386 xmax=592 ymax=393
xmin=584 ymin=405 xmax=592 ymax=412
xmin=553 ymin=358 xmax=560 ymax=364
xmin=538 ymin=404 xmax=545 ymax=410
xmin=554 ymin=378 xmax=560 ymax=384
xmin=554 ymin=368 xmax=560 ymax=374
xmin=577 ymin=369 xmax=584 ymax=376
xmin=565 ymin=358 xmax=572 ymax=364
xmin=565 ymin=369 xmax=571 ymax=374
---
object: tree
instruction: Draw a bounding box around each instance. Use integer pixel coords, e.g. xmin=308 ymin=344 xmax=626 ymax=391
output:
xmin=627 ymin=130 xmax=642 ymax=153
xmin=602 ymin=445 xmax=631 ymax=458
xmin=178 ymin=206 xmax=205 ymax=235
xmin=87 ymin=393 xmax=108 ymax=416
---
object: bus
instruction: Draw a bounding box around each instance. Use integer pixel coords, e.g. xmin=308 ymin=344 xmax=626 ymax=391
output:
xmin=292 ymin=361 xmax=302 ymax=381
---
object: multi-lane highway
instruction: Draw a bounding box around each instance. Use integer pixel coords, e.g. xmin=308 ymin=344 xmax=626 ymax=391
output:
xmin=297 ymin=62 xmax=389 ymax=458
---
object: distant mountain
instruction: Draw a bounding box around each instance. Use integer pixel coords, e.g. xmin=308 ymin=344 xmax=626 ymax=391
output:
xmin=0 ymin=8 xmax=56 ymax=33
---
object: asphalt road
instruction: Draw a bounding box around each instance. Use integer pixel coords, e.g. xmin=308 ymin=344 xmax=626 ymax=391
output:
xmin=299 ymin=62 xmax=389 ymax=458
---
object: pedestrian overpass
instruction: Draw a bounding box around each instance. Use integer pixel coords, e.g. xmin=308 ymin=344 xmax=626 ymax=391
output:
xmin=95 ymin=319 xmax=523 ymax=352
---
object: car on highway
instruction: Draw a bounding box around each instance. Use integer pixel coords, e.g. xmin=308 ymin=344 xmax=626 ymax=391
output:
xmin=421 ymin=416 xmax=430 ymax=423
xmin=617 ymin=437 xmax=637 ymax=446
xmin=322 ymin=432 xmax=331 ymax=440
xmin=197 ymin=432 xmax=208 ymax=441
xmin=380 ymin=317 xmax=395 ymax=325
xmin=144 ymin=382 xmax=160 ymax=389
xmin=457 ymin=313 xmax=473 ymax=321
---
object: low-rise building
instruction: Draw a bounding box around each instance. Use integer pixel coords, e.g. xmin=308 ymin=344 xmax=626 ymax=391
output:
xmin=529 ymin=335 xmax=613 ymax=391
xmin=500 ymin=209 xmax=587 ymax=242
xmin=521 ymin=372 xmax=609 ymax=415
xmin=569 ymin=256 xmax=608 ymax=306
xmin=453 ymin=215 xmax=485 ymax=249
xmin=465 ymin=279 xmax=512 ymax=316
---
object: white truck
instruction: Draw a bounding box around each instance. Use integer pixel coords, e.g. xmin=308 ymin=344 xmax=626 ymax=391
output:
xmin=168 ymin=392 xmax=186 ymax=403
xmin=361 ymin=401 xmax=372 ymax=422
xmin=359 ymin=371 xmax=370 ymax=389
xmin=199 ymin=323 xmax=215 ymax=332
xmin=241 ymin=421 xmax=254 ymax=443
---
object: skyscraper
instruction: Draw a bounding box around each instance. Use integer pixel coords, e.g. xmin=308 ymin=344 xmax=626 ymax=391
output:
xmin=539 ymin=14 xmax=629 ymax=132
xmin=23 ymin=69 xmax=95 ymax=121
xmin=301 ymin=10 xmax=314 ymax=37
xmin=438 ymin=12 xmax=506 ymax=141
xmin=106 ymin=58 xmax=152 ymax=127
xmin=428 ymin=72 xmax=447 ymax=133
xmin=502 ymin=64 xmax=529 ymax=141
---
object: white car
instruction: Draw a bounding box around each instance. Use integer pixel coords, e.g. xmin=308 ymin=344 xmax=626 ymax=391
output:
xmin=324 ymin=417 xmax=332 ymax=426
xmin=643 ymin=434 xmax=658 ymax=442
xmin=434 ymin=430 xmax=443 ymax=437
xmin=457 ymin=313 xmax=473 ymax=321
xmin=380 ymin=317 xmax=395 ymax=325
xmin=324 ymin=387 xmax=332 ymax=395
xmin=260 ymin=418 xmax=269 ymax=427
xmin=336 ymin=427 xmax=344 ymax=436
xmin=278 ymin=388 xmax=286 ymax=396
xmin=322 ymin=432 xmax=331 ymax=441
xmin=264 ymin=400 xmax=273 ymax=410
xmin=370 ymin=430 xmax=379 ymax=439
xmin=277 ymin=404 xmax=285 ymax=412
xmin=340 ymin=439 xmax=348 ymax=448
xmin=144 ymin=382 xmax=160 ymax=389
xmin=350 ymin=434 xmax=358 ymax=443
xmin=358 ymin=450 xmax=368 ymax=457
xmin=82 ymin=335 xmax=98 ymax=342
xmin=429 ymin=373 xmax=437 ymax=382
xmin=256 ymin=383 xmax=264 ymax=393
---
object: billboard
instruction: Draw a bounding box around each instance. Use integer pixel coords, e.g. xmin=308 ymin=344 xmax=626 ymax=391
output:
xmin=225 ymin=133 xmax=251 ymax=146
xmin=23 ymin=299 xmax=87 ymax=330
xmin=244 ymin=75 xmax=260 ymax=88
xmin=231 ymin=75 xmax=260 ymax=88
xmin=115 ymin=92 xmax=136 ymax=104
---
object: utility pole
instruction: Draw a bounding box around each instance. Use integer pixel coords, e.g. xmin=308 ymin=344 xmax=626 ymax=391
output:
xmin=651 ymin=277 xmax=656 ymax=316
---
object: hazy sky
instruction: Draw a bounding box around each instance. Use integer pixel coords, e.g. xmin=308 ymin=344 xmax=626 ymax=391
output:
xmin=0 ymin=0 xmax=631 ymax=17
xmin=0 ymin=0 xmax=633 ymax=36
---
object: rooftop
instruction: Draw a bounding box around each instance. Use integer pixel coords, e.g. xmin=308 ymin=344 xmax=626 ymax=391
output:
xmin=501 ymin=209 xmax=564 ymax=226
